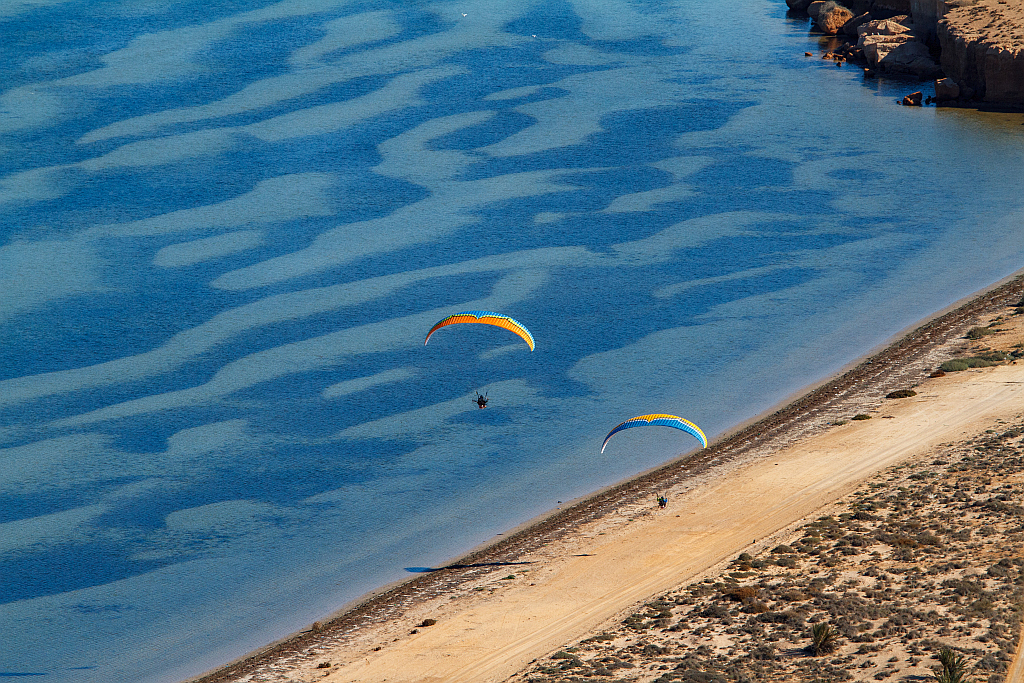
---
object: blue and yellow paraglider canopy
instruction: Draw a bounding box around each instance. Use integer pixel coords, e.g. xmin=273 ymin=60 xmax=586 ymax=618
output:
xmin=424 ymin=310 xmax=535 ymax=350
xmin=601 ymin=414 xmax=707 ymax=453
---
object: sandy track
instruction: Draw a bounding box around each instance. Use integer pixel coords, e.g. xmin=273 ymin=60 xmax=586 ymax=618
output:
xmin=321 ymin=366 xmax=1024 ymax=683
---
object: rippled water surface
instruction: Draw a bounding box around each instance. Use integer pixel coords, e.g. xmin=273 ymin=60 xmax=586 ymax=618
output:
xmin=2 ymin=0 xmax=1024 ymax=680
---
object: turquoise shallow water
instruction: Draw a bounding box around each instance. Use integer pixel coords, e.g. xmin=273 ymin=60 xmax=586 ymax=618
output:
xmin=1 ymin=1 xmax=1023 ymax=681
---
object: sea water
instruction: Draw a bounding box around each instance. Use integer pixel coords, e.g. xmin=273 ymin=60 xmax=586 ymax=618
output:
xmin=1 ymin=0 xmax=1023 ymax=680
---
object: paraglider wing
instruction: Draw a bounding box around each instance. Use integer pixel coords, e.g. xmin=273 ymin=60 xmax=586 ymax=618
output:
xmin=600 ymin=414 xmax=707 ymax=453
xmin=424 ymin=310 xmax=535 ymax=351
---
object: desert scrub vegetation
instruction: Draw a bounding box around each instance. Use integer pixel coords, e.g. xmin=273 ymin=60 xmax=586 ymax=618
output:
xmin=810 ymin=622 xmax=841 ymax=655
xmin=966 ymin=326 xmax=998 ymax=340
xmin=940 ymin=352 xmax=1011 ymax=373
xmin=886 ymin=389 xmax=918 ymax=399
xmin=510 ymin=421 xmax=1024 ymax=683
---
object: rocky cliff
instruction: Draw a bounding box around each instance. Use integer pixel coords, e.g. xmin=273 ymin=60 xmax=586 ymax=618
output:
xmin=937 ymin=0 xmax=1024 ymax=106
xmin=788 ymin=0 xmax=1024 ymax=108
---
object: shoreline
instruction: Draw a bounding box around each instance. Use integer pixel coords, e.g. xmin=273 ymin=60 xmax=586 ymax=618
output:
xmin=187 ymin=268 xmax=1024 ymax=683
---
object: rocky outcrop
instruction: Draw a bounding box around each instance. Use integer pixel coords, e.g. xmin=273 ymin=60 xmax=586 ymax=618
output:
xmin=858 ymin=16 xmax=945 ymax=78
xmin=819 ymin=5 xmax=855 ymax=33
xmin=938 ymin=0 xmax=1024 ymax=106
xmin=934 ymin=76 xmax=961 ymax=99
xmin=789 ymin=0 xmax=1024 ymax=108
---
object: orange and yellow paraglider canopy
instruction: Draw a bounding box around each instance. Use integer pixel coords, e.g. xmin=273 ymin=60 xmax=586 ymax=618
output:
xmin=424 ymin=311 xmax=535 ymax=351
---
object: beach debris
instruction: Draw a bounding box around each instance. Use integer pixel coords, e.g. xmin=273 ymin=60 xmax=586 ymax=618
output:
xmin=316 ymin=661 xmax=331 ymax=668
xmin=419 ymin=618 xmax=437 ymax=627
xmin=424 ymin=310 xmax=535 ymax=350
xmin=600 ymin=414 xmax=707 ymax=453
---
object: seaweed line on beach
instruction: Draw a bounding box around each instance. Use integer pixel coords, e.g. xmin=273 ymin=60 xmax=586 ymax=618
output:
xmin=188 ymin=272 xmax=1024 ymax=683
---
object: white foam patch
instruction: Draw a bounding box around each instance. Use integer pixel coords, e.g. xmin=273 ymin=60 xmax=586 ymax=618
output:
xmin=0 ymin=246 xmax=592 ymax=407
xmin=101 ymin=172 xmax=336 ymax=237
xmin=153 ymin=230 xmax=264 ymax=268
xmin=211 ymin=169 xmax=577 ymax=290
xmin=0 ymin=504 xmax=107 ymax=556
xmin=0 ymin=236 xmax=104 ymax=321
xmin=322 ymin=367 xmax=417 ymax=399
xmin=243 ymin=66 xmax=464 ymax=142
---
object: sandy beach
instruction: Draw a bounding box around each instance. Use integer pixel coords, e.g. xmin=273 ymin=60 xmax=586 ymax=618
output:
xmin=191 ymin=272 xmax=1024 ymax=683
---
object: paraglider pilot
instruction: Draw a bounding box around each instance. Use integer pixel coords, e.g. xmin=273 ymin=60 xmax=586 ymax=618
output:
xmin=657 ymin=495 xmax=668 ymax=509
xmin=475 ymin=392 xmax=488 ymax=409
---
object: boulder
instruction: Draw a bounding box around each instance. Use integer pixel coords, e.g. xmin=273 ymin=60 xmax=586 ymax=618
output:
xmin=902 ymin=91 xmax=923 ymax=105
xmin=879 ymin=40 xmax=944 ymax=78
xmin=786 ymin=0 xmax=814 ymax=11
xmin=934 ymin=77 xmax=960 ymax=100
xmin=860 ymin=33 xmax=913 ymax=67
xmin=817 ymin=5 xmax=855 ymax=34
xmin=857 ymin=17 xmax=913 ymax=41
xmin=808 ymin=1 xmax=827 ymax=18
xmin=842 ymin=12 xmax=872 ymax=38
